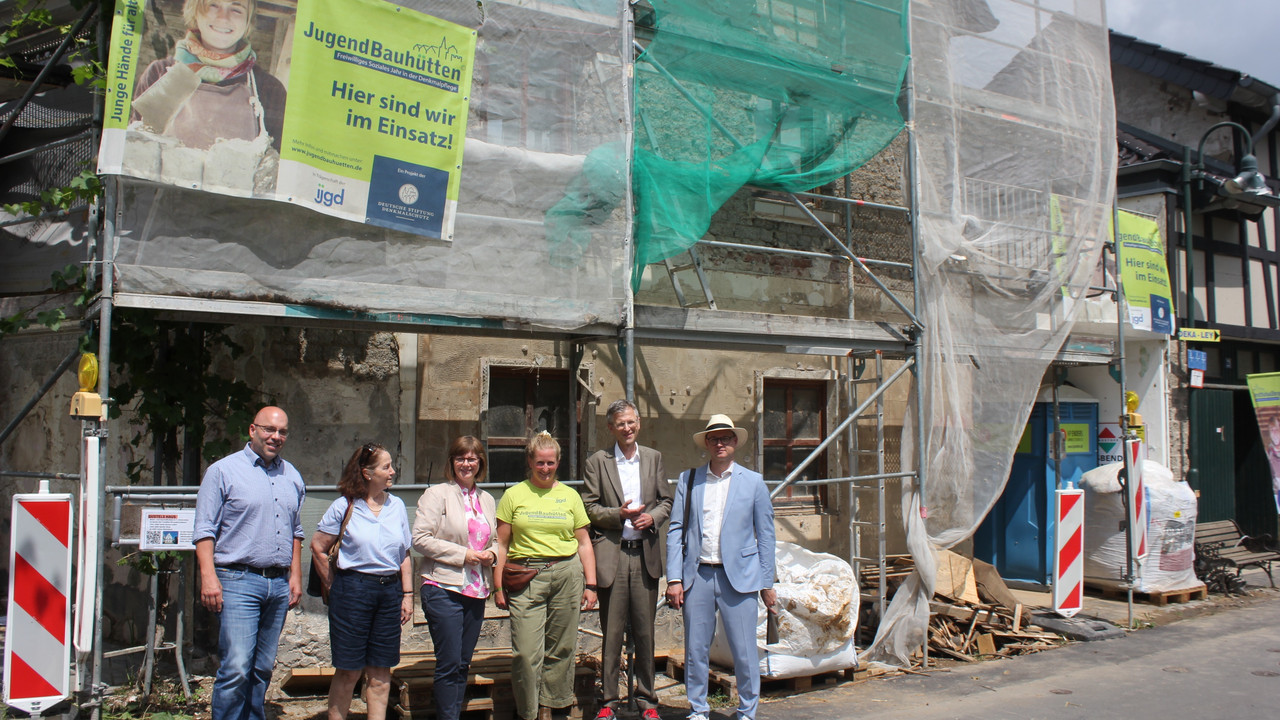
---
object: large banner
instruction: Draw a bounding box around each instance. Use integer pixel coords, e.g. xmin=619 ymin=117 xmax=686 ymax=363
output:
xmin=1246 ymin=372 xmax=1280 ymax=513
xmin=1114 ymin=210 xmax=1174 ymax=334
xmin=98 ymin=0 xmax=476 ymax=241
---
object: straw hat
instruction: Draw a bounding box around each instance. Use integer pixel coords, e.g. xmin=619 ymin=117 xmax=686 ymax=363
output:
xmin=692 ymin=413 xmax=748 ymax=448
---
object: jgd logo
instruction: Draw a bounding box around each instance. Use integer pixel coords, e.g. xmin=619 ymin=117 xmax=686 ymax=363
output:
xmin=315 ymin=185 xmax=345 ymax=207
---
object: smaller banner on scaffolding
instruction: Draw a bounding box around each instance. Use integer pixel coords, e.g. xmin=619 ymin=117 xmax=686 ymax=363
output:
xmin=1114 ymin=210 xmax=1174 ymax=335
xmin=98 ymin=0 xmax=476 ymax=241
xmin=1245 ymin=372 xmax=1280 ymax=513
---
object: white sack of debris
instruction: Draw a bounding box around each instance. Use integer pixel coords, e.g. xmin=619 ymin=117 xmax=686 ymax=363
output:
xmin=1079 ymin=459 xmax=1200 ymax=593
xmin=710 ymin=541 xmax=860 ymax=678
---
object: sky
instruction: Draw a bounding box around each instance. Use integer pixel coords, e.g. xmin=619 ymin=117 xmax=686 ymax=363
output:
xmin=1106 ymin=0 xmax=1280 ymax=84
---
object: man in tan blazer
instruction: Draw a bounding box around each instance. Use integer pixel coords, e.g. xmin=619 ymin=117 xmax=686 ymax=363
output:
xmin=581 ymin=400 xmax=672 ymax=720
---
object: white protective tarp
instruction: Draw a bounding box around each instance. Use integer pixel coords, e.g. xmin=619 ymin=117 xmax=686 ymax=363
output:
xmin=1080 ymin=460 xmax=1201 ymax=593
xmin=710 ymin=542 xmax=860 ymax=678
xmin=108 ymin=0 xmax=630 ymax=331
xmin=865 ymin=0 xmax=1116 ymax=665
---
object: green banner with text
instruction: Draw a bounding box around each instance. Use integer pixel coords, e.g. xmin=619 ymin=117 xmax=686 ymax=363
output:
xmin=1114 ymin=210 xmax=1174 ymax=334
xmin=98 ymin=0 xmax=476 ymax=241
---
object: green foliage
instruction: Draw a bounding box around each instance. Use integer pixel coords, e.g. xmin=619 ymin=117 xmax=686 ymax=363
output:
xmin=116 ymin=549 xmax=182 ymax=576
xmin=707 ymin=689 xmax=734 ymax=709
xmin=0 ymin=263 xmax=91 ymax=338
xmin=109 ymin=310 xmax=259 ymax=484
xmin=0 ymin=0 xmax=56 ymax=73
xmin=2 ymin=170 xmax=102 ymax=216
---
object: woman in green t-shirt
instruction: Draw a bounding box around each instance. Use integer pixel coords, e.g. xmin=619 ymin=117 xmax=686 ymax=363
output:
xmin=495 ymin=431 xmax=598 ymax=720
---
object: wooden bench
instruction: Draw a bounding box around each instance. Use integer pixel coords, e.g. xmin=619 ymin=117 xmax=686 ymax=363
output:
xmin=1194 ymin=519 xmax=1279 ymax=588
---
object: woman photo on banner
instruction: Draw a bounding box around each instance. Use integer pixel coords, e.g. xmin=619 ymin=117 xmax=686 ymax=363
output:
xmin=129 ymin=0 xmax=287 ymax=190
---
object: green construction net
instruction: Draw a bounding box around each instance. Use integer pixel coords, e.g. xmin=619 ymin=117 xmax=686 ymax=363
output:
xmin=631 ymin=0 xmax=910 ymax=290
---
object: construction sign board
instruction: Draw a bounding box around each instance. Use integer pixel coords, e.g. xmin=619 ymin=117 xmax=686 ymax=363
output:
xmin=4 ymin=493 xmax=74 ymax=714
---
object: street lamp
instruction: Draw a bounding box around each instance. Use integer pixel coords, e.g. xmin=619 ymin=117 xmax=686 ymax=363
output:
xmin=1180 ymin=121 xmax=1277 ymax=327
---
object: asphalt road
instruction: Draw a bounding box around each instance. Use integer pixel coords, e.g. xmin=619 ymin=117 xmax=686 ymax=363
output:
xmin=757 ymin=593 xmax=1280 ymax=720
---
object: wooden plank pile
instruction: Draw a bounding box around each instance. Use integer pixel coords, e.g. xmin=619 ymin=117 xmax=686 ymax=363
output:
xmin=863 ymin=550 xmax=1068 ymax=665
xmin=930 ymin=551 xmax=1066 ymax=661
xmin=392 ymin=648 xmax=599 ymax=720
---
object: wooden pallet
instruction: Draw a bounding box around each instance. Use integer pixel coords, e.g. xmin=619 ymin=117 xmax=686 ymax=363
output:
xmin=1085 ymin=583 xmax=1208 ymax=606
xmin=664 ymin=651 xmax=856 ymax=698
xmin=393 ymin=649 xmax=597 ymax=720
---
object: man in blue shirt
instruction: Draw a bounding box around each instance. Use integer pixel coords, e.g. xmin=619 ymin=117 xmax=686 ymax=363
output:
xmin=195 ymin=406 xmax=306 ymax=720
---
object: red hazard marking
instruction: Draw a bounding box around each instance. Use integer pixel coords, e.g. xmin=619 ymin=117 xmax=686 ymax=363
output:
xmin=1059 ymin=526 xmax=1082 ymax=570
xmin=21 ymin=500 xmax=70 ymax=546
xmin=1098 ymin=427 xmax=1116 ymax=439
xmin=1060 ymin=493 xmax=1081 ymax=518
xmin=13 ymin=554 xmax=67 ymax=640
xmin=8 ymin=650 xmax=61 ymax=699
xmin=1066 ymin=581 xmax=1082 ymax=608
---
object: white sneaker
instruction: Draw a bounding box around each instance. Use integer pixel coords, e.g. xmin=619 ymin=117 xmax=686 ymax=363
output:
xmin=687 ymin=713 xmax=708 ymax=720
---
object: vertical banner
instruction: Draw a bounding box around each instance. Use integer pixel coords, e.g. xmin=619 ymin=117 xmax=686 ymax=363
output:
xmin=4 ymin=494 xmax=75 ymax=714
xmin=1245 ymin=372 xmax=1280 ymax=513
xmin=1114 ymin=210 xmax=1175 ymax=334
xmin=1052 ymin=486 xmax=1084 ymax=618
xmin=1124 ymin=438 xmax=1148 ymax=562
xmin=75 ymin=434 xmax=101 ymax=653
xmin=98 ymin=0 xmax=476 ymax=240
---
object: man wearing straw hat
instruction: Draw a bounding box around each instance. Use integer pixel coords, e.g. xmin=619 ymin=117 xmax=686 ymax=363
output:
xmin=665 ymin=414 xmax=776 ymax=720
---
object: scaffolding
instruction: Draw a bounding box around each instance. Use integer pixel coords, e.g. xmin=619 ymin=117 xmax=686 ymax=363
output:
xmin=1 ymin=0 xmax=1120 ymax=709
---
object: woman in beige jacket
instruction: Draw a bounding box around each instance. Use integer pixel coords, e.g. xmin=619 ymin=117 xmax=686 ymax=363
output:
xmin=412 ymin=436 xmax=498 ymax=720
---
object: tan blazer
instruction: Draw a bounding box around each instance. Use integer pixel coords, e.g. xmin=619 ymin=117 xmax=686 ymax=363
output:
xmin=582 ymin=444 xmax=671 ymax=587
xmin=412 ymin=481 xmax=498 ymax=588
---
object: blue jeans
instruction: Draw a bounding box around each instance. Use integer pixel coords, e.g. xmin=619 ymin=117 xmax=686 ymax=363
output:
xmin=211 ymin=567 xmax=291 ymax=720
xmin=421 ymin=583 xmax=486 ymax=720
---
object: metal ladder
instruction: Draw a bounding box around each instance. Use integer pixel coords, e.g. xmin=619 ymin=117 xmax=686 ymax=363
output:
xmin=663 ymin=245 xmax=717 ymax=309
xmin=846 ymin=351 xmax=888 ymax=620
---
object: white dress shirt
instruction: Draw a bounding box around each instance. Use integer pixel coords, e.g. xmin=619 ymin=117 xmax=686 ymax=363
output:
xmin=697 ymin=463 xmax=734 ymax=564
xmin=615 ymin=443 xmax=643 ymax=541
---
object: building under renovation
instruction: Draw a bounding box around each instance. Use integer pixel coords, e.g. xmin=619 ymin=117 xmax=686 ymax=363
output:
xmin=0 ymin=0 xmax=1119 ymax=702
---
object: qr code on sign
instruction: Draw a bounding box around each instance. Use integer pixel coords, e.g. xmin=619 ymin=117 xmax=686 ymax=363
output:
xmin=145 ymin=530 xmax=162 ymax=545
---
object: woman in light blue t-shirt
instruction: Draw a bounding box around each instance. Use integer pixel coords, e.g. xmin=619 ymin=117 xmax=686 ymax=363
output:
xmin=311 ymin=442 xmax=413 ymax=720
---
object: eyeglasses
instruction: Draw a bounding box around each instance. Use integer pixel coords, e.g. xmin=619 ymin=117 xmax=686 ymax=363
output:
xmin=706 ymin=434 xmax=737 ymax=445
xmin=252 ymin=424 xmax=289 ymax=438
xmin=453 ymin=456 xmax=480 ymax=465
xmin=359 ymin=442 xmax=384 ymax=464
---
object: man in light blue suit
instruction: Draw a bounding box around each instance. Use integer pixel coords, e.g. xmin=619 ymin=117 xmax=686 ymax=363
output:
xmin=666 ymin=414 xmax=776 ymax=720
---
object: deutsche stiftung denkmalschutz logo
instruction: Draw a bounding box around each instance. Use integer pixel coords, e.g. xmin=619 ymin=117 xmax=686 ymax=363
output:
xmin=398 ymin=183 xmax=419 ymax=205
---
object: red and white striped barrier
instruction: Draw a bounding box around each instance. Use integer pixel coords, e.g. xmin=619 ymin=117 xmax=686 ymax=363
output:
xmin=1053 ymin=486 xmax=1085 ymax=618
xmin=1125 ymin=438 xmax=1148 ymax=561
xmin=4 ymin=493 xmax=74 ymax=714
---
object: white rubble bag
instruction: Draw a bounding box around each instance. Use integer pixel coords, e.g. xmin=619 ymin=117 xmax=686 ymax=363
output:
xmin=1079 ymin=460 xmax=1201 ymax=593
xmin=709 ymin=541 xmax=859 ymax=679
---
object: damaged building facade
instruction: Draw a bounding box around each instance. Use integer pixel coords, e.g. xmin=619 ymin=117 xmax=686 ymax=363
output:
xmin=0 ymin=0 xmax=1121 ymax=688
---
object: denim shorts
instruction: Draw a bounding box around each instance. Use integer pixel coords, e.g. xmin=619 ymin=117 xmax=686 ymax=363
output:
xmin=328 ymin=570 xmax=403 ymax=670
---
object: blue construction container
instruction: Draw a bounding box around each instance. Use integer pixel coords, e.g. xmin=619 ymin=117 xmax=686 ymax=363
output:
xmin=974 ymin=386 xmax=1099 ymax=585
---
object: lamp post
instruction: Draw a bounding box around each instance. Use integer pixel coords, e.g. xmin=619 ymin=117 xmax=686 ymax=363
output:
xmin=1180 ymin=121 xmax=1274 ymax=328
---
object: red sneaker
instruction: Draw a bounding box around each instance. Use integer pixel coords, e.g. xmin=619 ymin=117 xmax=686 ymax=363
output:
xmin=594 ymin=708 xmax=616 ymax=720
xmin=641 ymin=709 xmax=660 ymax=720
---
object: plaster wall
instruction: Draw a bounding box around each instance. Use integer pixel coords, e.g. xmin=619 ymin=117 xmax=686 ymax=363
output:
xmin=1112 ymin=65 xmax=1233 ymax=157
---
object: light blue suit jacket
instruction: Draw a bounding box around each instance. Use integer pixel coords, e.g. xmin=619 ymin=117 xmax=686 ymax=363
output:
xmin=666 ymin=463 xmax=776 ymax=594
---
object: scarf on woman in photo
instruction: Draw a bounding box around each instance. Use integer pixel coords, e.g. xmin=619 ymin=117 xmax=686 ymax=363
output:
xmin=175 ymin=30 xmax=257 ymax=84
